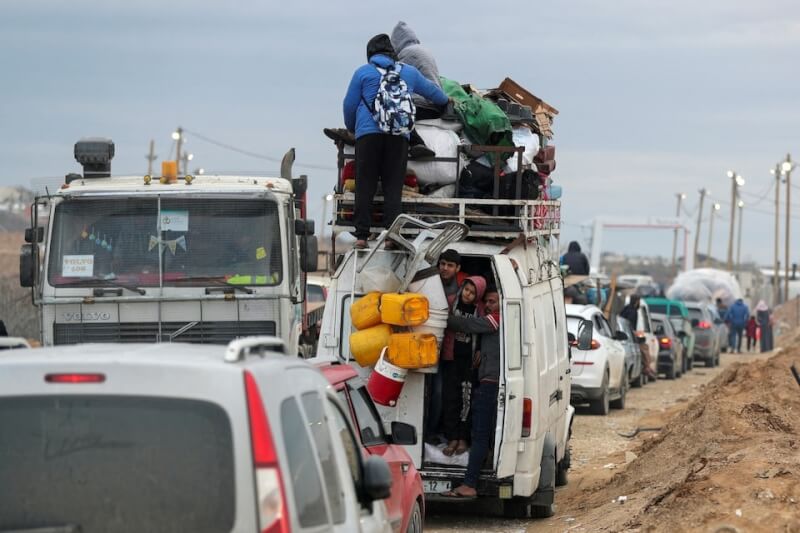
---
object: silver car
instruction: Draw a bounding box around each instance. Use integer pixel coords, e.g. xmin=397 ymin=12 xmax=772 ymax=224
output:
xmin=0 ymin=339 xmax=393 ymax=533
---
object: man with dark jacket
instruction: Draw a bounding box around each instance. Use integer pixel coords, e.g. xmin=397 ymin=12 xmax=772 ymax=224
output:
xmin=560 ymin=241 xmax=590 ymax=275
xmin=343 ymin=34 xmax=449 ymax=249
xmin=724 ymin=298 xmax=750 ymax=353
xmin=441 ymin=287 xmax=501 ymax=499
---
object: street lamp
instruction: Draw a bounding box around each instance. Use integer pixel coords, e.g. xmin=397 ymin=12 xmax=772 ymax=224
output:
xmin=706 ymin=202 xmax=721 ymax=267
xmin=736 ymin=200 xmax=744 ymax=271
xmin=781 ymin=155 xmax=795 ymax=300
xmin=671 ymin=193 xmax=687 ymax=277
xmin=726 ymin=171 xmax=744 ymax=271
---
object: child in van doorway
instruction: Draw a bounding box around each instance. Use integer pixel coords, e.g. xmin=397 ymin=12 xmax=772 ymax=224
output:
xmin=440 ymin=276 xmax=486 ymax=456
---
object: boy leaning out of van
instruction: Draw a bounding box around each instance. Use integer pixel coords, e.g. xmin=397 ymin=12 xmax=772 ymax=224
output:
xmin=440 ymin=275 xmax=487 ymax=457
xmin=441 ymin=287 xmax=501 ymax=499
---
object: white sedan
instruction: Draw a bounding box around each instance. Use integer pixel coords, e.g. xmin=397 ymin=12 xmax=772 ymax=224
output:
xmin=566 ymin=304 xmax=629 ymax=415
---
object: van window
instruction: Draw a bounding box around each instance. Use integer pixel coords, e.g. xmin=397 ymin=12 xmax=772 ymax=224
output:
xmin=327 ymin=398 xmax=362 ymax=492
xmin=301 ymin=392 xmax=346 ymax=525
xmin=281 ymin=396 xmax=329 ymax=528
xmin=505 ymin=302 xmax=522 ymax=370
xmin=0 ymin=395 xmax=234 ymax=533
xmin=347 ymin=386 xmax=386 ymax=446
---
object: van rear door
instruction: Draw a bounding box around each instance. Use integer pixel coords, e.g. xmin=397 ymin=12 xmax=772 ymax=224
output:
xmin=493 ymin=255 xmax=524 ymax=478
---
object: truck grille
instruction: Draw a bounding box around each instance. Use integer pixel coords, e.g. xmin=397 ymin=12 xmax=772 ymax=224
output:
xmin=53 ymin=321 xmax=276 ymax=345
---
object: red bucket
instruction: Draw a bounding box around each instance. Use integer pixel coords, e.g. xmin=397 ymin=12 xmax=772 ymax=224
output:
xmin=367 ymin=350 xmax=408 ymax=407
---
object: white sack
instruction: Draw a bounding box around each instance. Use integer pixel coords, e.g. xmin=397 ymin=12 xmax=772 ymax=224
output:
xmin=666 ymin=268 xmax=743 ymax=306
xmin=407 ymin=125 xmax=464 ymax=186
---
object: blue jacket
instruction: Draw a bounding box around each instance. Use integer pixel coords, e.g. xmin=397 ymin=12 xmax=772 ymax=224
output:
xmin=725 ymin=299 xmax=749 ymax=327
xmin=343 ymin=54 xmax=448 ymax=139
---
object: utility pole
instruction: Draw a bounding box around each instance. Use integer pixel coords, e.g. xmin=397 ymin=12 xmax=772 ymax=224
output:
xmin=174 ymin=127 xmax=184 ymax=175
xmin=736 ymin=200 xmax=744 ymax=271
xmin=784 ymin=154 xmax=793 ymax=302
xmin=706 ymin=202 xmax=720 ymax=267
xmin=726 ymin=171 xmax=743 ymax=271
xmin=773 ymin=164 xmax=781 ymax=305
xmin=694 ymin=188 xmax=708 ymax=267
xmin=145 ymin=139 xmax=157 ymax=176
xmin=671 ymin=193 xmax=686 ymax=277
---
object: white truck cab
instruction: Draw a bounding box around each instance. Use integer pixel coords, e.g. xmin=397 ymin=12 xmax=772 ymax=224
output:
xmin=315 ymin=201 xmax=575 ymax=518
xmin=20 ymin=139 xmax=318 ymax=354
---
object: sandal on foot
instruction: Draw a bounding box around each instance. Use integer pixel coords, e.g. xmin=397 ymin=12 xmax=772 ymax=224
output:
xmin=442 ymin=440 xmax=458 ymax=457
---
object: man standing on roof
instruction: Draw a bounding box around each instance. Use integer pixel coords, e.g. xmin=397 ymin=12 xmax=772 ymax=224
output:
xmin=560 ymin=241 xmax=590 ymax=275
xmin=724 ymin=298 xmax=749 ymax=353
xmin=343 ymin=34 xmax=449 ymax=250
xmin=390 ymin=21 xmax=443 ymax=159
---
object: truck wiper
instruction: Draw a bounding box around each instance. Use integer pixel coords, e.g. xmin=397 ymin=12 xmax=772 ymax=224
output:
xmin=170 ymin=276 xmax=254 ymax=294
xmin=1 ymin=525 xmax=82 ymax=533
xmin=57 ymin=277 xmax=146 ymax=295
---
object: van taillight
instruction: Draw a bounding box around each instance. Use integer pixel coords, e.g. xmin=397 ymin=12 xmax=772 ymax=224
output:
xmin=45 ymin=373 xmax=105 ymax=383
xmin=522 ymin=398 xmax=532 ymax=438
xmin=245 ymin=371 xmax=290 ymax=533
xmin=698 ymin=321 xmax=712 ymax=329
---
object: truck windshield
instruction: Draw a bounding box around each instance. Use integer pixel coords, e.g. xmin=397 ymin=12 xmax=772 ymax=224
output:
xmin=47 ymin=197 xmax=282 ymax=287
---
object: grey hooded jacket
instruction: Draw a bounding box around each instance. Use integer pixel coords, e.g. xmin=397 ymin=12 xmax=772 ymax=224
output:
xmin=390 ymin=21 xmax=442 ymax=106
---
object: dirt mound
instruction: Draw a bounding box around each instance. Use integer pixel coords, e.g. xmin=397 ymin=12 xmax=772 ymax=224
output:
xmin=572 ymin=350 xmax=800 ymax=532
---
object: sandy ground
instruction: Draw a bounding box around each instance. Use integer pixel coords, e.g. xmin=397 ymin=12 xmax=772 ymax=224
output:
xmin=425 ymin=344 xmax=800 ymax=532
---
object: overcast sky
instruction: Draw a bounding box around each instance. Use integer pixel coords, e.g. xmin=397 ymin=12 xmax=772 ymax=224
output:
xmin=2 ymin=0 xmax=799 ymax=266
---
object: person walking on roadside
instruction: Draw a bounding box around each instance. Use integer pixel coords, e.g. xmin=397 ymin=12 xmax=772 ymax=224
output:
xmin=560 ymin=241 xmax=590 ymax=275
xmin=745 ymin=315 xmax=758 ymax=352
xmin=755 ymin=300 xmax=774 ymax=352
xmin=343 ymin=33 xmax=449 ymax=249
xmin=724 ymin=298 xmax=749 ymax=353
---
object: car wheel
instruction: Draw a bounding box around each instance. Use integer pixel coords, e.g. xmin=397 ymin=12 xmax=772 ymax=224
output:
xmin=556 ymin=446 xmax=570 ymax=487
xmin=503 ymin=497 xmax=530 ymax=518
xmin=631 ymin=368 xmax=643 ymax=388
xmin=610 ymin=371 xmax=627 ymax=409
xmin=687 ymin=355 xmax=694 ymax=371
xmin=665 ymin=359 xmax=676 ymax=380
xmin=589 ymin=370 xmax=610 ymax=415
xmin=406 ymin=501 xmax=423 ymax=533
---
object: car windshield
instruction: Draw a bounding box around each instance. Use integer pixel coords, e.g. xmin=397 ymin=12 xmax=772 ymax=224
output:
xmin=687 ymin=309 xmax=704 ymax=321
xmin=0 ymin=395 xmax=235 ymax=533
xmin=47 ymin=197 xmax=282 ymax=287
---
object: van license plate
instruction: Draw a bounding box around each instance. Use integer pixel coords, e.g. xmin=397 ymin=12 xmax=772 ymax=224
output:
xmin=423 ymin=480 xmax=451 ymax=493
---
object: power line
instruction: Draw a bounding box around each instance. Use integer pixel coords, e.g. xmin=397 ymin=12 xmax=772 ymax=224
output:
xmin=182 ymin=128 xmax=336 ymax=171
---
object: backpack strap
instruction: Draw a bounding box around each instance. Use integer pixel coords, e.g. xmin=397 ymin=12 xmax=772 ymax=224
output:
xmin=360 ymin=62 xmax=397 ymax=110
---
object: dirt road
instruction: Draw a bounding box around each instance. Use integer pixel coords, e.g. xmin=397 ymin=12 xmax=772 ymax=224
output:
xmin=425 ymin=347 xmax=800 ymax=532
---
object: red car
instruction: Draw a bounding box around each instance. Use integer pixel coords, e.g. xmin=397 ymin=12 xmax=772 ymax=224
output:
xmin=318 ymin=362 xmax=425 ymax=533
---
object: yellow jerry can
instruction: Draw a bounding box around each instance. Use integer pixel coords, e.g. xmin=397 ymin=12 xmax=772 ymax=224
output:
xmin=386 ymin=332 xmax=439 ymax=369
xmin=350 ymin=291 xmax=383 ymax=330
xmin=380 ymin=293 xmax=429 ymax=326
xmin=350 ymin=323 xmax=392 ymax=367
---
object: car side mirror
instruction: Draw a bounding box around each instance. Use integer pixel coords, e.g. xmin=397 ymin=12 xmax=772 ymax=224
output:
xmin=677 ymin=331 xmax=688 ymax=339
xmin=577 ymin=319 xmax=593 ymax=351
xmin=390 ymin=421 xmax=417 ymax=446
xmin=691 ymin=318 xmax=700 ymax=327
xmin=19 ymin=244 xmax=35 ymax=288
xmin=361 ymin=456 xmax=392 ymax=502
xmin=613 ymin=331 xmax=628 ymax=342
xmin=634 ymin=334 xmax=646 ymax=345
xmin=300 ymin=235 xmax=318 ymax=273
xmin=714 ymin=318 xmax=723 ymax=325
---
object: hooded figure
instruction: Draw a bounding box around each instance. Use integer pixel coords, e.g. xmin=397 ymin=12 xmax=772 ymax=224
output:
xmin=441 ymin=275 xmax=487 ymax=361
xmin=390 ymin=22 xmax=442 ymax=95
xmin=560 ymin=241 xmax=590 ymax=275
xmin=755 ymin=300 xmax=773 ymax=352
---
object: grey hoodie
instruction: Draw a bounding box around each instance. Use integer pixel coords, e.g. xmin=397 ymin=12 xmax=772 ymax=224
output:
xmin=390 ymin=21 xmax=442 ymax=106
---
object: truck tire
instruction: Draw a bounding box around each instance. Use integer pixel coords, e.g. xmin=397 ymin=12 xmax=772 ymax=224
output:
xmin=589 ymin=370 xmax=610 ymax=415
xmin=502 ymin=498 xmax=530 ymax=518
xmin=556 ymin=446 xmax=570 ymax=487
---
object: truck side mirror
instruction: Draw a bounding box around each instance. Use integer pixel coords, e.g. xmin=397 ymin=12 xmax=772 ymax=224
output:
xmin=24 ymin=227 xmax=43 ymax=243
xmin=390 ymin=421 xmax=417 ymax=446
xmin=295 ymin=219 xmax=315 ymax=236
xmin=300 ymin=235 xmax=318 ymax=273
xmin=577 ymin=319 xmax=593 ymax=351
xmin=19 ymin=244 xmax=35 ymax=287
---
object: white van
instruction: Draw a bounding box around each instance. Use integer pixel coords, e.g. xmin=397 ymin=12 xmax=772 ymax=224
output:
xmin=315 ymin=215 xmax=583 ymax=518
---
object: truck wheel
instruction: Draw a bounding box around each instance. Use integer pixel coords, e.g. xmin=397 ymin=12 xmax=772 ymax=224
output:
xmin=556 ymin=446 xmax=570 ymax=487
xmin=589 ymin=370 xmax=610 ymax=415
xmin=531 ymin=502 xmax=556 ymax=518
xmin=610 ymin=372 xmax=627 ymax=409
xmin=502 ymin=497 xmax=530 ymax=518
xmin=406 ymin=501 xmax=423 ymax=533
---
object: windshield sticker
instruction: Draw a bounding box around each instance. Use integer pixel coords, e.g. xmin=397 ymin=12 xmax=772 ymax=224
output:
xmin=256 ymin=246 xmax=267 ymax=260
xmin=62 ymin=255 xmax=94 ymax=277
xmin=160 ymin=210 xmax=189 ymax=232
